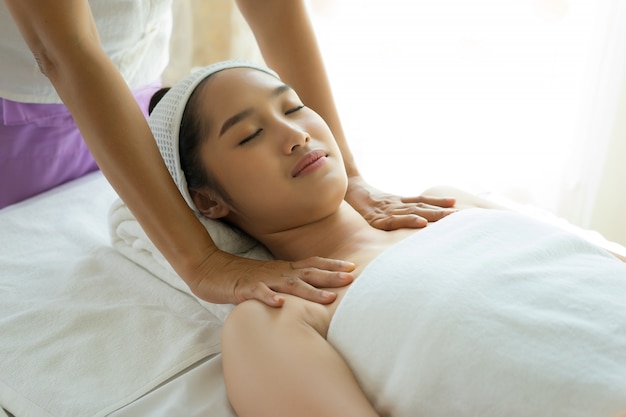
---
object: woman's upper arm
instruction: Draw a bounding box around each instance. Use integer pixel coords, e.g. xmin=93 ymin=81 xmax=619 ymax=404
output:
xmin=234 ymin=0 xmax=309 ymax=52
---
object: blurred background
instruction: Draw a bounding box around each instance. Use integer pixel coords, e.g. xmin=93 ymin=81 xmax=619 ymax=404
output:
xmin=164 ymin=0 xmax=626 ymax=247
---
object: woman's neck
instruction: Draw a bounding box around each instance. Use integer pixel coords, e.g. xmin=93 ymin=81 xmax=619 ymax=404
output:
xmin=257 ymin=201 xmax=416 ymax=266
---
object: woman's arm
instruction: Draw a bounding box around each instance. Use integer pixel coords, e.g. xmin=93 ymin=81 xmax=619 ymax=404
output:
xmin=236 ymin=0 xmax=456 ymax=229
xmin=4 ymin=0 xmax=354 ymax=306
xmin=4 ymin=0 xmax=210 ymax=266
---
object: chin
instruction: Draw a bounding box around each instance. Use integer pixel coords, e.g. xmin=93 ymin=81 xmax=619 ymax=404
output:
xmin=306 ymin=180 xmax=348 ymax=218
xmin=325 ymin=172 xmax=348 ymax=201
xmin=338 ymin=176 xmax=349 ymax=199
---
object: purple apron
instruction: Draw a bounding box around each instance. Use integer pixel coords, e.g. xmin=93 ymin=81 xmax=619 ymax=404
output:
xmin=0 ymin=81 xmax=160 ymax=209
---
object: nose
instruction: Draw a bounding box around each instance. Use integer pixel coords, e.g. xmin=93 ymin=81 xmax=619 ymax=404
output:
xmin=281 ymin=123 xmax=310 ymax=154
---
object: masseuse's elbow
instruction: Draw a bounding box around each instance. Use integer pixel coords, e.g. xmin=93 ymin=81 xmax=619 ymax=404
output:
xmin=26 ymin=33 xmax=91 ymax=83
xmin=19 ymin=29 xmax=63 ymax=81
xmin=29 ymin=38 xmax=101 ymax=89
xmin=31 ymin=48 xmax=57 ymax=79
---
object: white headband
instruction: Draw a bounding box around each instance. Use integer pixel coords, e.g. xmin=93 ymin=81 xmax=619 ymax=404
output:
xmin=149 ymin=60 xmax=279 ymax=211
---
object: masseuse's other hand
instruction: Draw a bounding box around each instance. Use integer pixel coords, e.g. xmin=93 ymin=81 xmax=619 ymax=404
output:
xmin=189 ymin=250 xmax=355 ymax=308
xmin=345 ymin=175 xmax=457 ymax=231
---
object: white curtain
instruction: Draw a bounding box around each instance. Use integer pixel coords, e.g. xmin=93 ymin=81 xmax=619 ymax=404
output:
xmin=557 ymin=0 xmax=626 ymax=244
xmin=310 ymin=0 xmax=626 ymax=246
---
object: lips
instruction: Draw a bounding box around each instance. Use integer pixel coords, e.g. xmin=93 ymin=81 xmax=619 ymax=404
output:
xmin=291 ymin=150 xmax=328 ymax=177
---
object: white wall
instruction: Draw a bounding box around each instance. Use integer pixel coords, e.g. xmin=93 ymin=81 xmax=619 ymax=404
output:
xmin=588 ymin=81 xmax=626 ymax=246
xmin=310 ymin=0 xmax=626 ymax=246
xmin=166 ymin=0 xmax=626 ymax=247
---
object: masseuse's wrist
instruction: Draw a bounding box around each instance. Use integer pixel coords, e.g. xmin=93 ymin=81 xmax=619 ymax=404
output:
xmin=342 ymin=155 xmax=361 ymax=180
xmin=345 ymin=174 xmax=370 ymax=196
xmin=181 ymin=247 xmax=240 ymax=305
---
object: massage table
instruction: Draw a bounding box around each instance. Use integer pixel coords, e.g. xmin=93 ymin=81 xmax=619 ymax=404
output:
xmin=0 ymin=172 xmax=237 ymax=417
xmin=2 ymin=171 xmax=625 ymax=417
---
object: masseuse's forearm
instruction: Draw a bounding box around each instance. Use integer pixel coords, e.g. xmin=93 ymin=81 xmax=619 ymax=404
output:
xmin=61 ymin=58 xmax=217 ymax=275
xmin=4 ymin=0 xmax=217 ymax=283
xmin=236 ymin=0 xmax=360 ymax=178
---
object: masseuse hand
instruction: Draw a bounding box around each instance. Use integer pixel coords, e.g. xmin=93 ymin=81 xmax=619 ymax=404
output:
xmin=345 ymin=175 xmax=457 ymax=231
xmin=188 ymin=249 xmax=355 ymax=307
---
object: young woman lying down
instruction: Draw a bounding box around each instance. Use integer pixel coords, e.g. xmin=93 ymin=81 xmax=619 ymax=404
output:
xmin=148 ymin=60 xmax=626 ymax=417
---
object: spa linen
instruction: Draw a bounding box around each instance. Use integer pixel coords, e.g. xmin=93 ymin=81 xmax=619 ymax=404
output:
xmin=109 ymin=198 xmax=272 ymax=322
xmin=328 ymin=208 xmax=626 ymax=417
xmin=0 ymin=173 xmax=223 ymax=417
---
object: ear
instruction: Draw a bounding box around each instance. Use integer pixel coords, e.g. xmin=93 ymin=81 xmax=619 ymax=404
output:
xmin=190 ymin=189 xmax=230 ymax=219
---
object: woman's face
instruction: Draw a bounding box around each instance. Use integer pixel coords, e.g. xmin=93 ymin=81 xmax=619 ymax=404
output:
xmin=195 ymin=67 xmax=348 ymax=235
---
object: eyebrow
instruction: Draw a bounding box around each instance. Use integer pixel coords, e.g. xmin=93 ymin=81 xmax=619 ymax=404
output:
xmin=218 ymin=83 xmax=294 ymax=138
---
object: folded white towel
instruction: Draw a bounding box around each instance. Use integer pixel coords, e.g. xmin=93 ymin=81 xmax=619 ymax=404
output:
xmin=108 ymin=198 xmax=272 ymax=321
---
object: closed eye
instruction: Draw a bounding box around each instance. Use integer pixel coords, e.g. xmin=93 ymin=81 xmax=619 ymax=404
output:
xmin=239 ymin=128 xmax=262 ymax=146
xmin=285 ymin=104 xmax=305 ymax=115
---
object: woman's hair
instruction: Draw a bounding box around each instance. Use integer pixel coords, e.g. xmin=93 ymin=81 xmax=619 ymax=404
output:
xmin=149 ymin=77 xmax=231 ymax=203
xmin=148 ymin=88 xmax=170 ymax=115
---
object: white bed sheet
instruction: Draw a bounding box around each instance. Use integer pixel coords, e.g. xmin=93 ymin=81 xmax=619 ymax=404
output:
xmin=0 ymin=172 xmax=235 ymax=417
xmin=109 ymin=354 xmax=235 ymax=417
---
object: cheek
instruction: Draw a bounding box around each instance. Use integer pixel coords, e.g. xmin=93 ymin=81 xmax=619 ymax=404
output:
xmin=214 ymin=157 xmax=279 ymax=201
xmin=307 ymin=114 xmax=336 ymax=140
xmin=308 ymin=117 xmax=330 ymax=136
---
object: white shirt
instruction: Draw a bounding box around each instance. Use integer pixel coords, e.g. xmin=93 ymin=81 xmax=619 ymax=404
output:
xmin=0 ymin=0 xmax=172 ymax=103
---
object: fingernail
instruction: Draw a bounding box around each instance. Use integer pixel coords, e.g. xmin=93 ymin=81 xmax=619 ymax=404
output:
xmin=339 ymin=272 xmax=353 ymax=281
